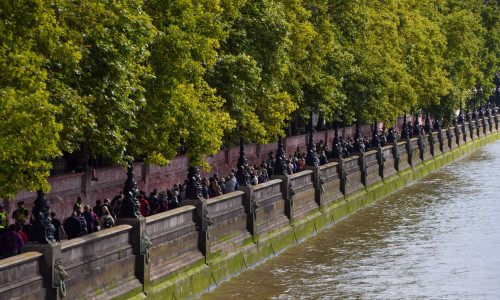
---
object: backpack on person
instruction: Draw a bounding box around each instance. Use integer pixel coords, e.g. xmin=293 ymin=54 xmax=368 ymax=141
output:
xmin=169 ymin=196 xmax=180 ymax=209
xmin=159 ymin=198 xmax=168 ymax=212
xmin=102 ymin=217 xmax=112 ymax=229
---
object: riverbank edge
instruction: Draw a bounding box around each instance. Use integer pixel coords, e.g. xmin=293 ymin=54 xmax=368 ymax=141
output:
xmin=143 ymin=132 xmax=500 ymax=300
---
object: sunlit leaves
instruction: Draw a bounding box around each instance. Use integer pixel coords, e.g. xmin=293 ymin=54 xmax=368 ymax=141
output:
xmin=0 ymin=0 xmax=65 ymax=198
xmin=210 ymin=0 xmax=297 ymax=144
xmin=2 ymin=0 xmax=500 ymax=200
xmin=142 ymin=0 xmax=234 ymax=167
xmin=398 ymin=0 xmax=450 ymax=112
xmin=55 ymin=0 xmax=157 ymax=163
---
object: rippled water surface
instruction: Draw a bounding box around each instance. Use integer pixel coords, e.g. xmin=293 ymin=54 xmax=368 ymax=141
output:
xmin=199 ymin=141 xmax=500 ymax=299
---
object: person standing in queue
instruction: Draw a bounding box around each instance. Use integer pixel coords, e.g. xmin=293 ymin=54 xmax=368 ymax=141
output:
xmin=50 ymin=212 xmax=65 ymax=241
xmin=12 ymin=201 xmax=29 ymax=226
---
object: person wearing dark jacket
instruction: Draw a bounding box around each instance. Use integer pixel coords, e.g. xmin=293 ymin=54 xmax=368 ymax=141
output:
xmin=64 ymin=212 xmax=84 ymax=239
xmin=155 ymin=192 xmax=168 ymax=213
xmin=75 ymin=209 xmax=87 ymax=235
xmin=149 ymin=190 xmax=159 ymax=215
xmin=50 ymin=212 xmax=65 ymax=241
xmin=93 ymin=199 xmax=103 ymax=220
xmin=82 ymin=206 xmax=94 ymax=233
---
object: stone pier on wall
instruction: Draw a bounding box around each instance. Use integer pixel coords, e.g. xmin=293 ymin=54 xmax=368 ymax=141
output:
xmin=381 ymin=145 xmax=397 ymax=180
xmin=363 ymin=150 xmax=382 ymax=188
xmin=2 ymin=115 xmax=500 ymax=300
xmin=318 ymin=162 xmax=342 ymax=209
xmin=339 ymin=156 xmax=364 ymax=198
xmin=396 ymin=141 xmax=410 ymax=172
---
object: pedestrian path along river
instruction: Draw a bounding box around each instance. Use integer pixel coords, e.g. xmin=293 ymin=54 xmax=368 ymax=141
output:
xmin=199 ymin=140 xmax=500 ymax=299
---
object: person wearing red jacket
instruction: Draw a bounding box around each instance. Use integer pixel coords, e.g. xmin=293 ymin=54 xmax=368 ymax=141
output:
xmin=138 ymin=195 xmax=150 ymax=217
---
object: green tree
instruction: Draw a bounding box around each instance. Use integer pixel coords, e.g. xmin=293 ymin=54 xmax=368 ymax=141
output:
xmin=476 ymin=1 xmax=500 ymax=102
xmin=0 ymin=0 xmax=77 ymax=198
xmin=208 ymin=0 xmax=297 ymax=145
xmin=54 ymin=0 xmax=157 ymax=164
xmin=280 ymin=0 xmax=344 ymax=124
xmin=397 ymin=0 xmax=451 ymax=121
xmin=440 ymin=3 xmax=485 ymax=115
xmin=142 ymin=0 xmax=234 ymax=168
xmin=332 ymin=0 xmax=412 ymax=124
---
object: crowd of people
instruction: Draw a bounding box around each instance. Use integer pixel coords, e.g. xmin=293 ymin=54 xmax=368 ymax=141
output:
xmin=1 ymin=129 xmax=402 ymax=259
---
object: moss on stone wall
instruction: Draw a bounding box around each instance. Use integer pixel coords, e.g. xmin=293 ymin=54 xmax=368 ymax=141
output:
xmin=142 ymin=131 xmax=500 ymax=300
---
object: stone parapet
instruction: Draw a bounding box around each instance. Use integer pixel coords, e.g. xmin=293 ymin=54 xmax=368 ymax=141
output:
xmin=381 ymin=145 xmax=397 ymax=179
xmin=252 ymin=179 xmax=289 ymax=238
xmin=61 ymin=225 xmax=140 ymax=300
xmin=340 ymin=156 xmax=364 ymax=198
xmin=206 ymin=191 xmax=252 ymax=260
xmin=4 ymin=119 xmax=500 ymax=300
xmin=408 ymin=138 xmax=422 ymax=166
xmin=362 ymin=150 xmax=382 ymax=188
xmin=396 ymin=141 xmax=410 ymax=172
xmin=289 ymin=170 xmax=318 ymax=222
xmin=421 ymin=135 xmax=433 ymax=162
xmin=431 ymin=131 xmax=442 ymax=156
xmin=145 ymin=206 xmax=202 ymax=283
xmin=319 ymin=162 xmax=342 ymax=208
xmin=0 ymin=252 xmax=46 ymax=300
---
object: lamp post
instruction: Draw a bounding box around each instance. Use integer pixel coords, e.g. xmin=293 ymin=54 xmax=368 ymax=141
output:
xmin=274 ymin=136 xmax=288 ymax=176
xmin=306 ymin=110 xmax=319 ymax=166
xmin=353 ymin=121 xmax=364 ymax=153
xmin=413 ymin=113 xmax=421 ymax=136
xmin=401 ymin=114 xmax=410 ymax=140
xmin=466 ymin=90 xmax=471 ymax=122
xmin=496 ymin=87 xmax=500 ymax=108
xmin=458 ymin=102 xmax=464 ymax=123
xmin=487 ymin=102 xmax=493 ymax=132
xmin=30 ymin=191 xmax=56 ymax=244
xmin=119 ymin=162 xmax=141 ymax=218
xmin=330 ymin=122 xmax=343 ymax=159
xmin=479 ymin=87 xmax=484 ymax=118
xmin=494 ymin=88 xmax=499 ymax=114
xmin=455 ymin=104 xmax=462 ymax=143
xmin=492 ymin=87 xmax=496 ymax=109
xmin=236 ymin=139 xmax=250 ymax=186
xmin=424 ymin=112 xmax=432 ymax=134
xmin=371 ymin=122 xmax=381 ymax=148
xmin=472 ymin=88 xmax=478 ymax=120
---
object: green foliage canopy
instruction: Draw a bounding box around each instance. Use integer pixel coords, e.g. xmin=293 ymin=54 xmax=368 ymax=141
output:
xmin=2 ymin=0 xmax=500 ymax=199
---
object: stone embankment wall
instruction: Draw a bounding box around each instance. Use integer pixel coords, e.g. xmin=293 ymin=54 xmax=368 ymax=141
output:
xmin=3 ymin=118 xmax=424 ymax=223
xmin=2 ymin=116 xmax=497 ymax=300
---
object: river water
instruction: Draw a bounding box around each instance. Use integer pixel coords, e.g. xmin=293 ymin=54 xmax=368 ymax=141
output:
xmin=199 ymin=141 xmax=500 ymax=299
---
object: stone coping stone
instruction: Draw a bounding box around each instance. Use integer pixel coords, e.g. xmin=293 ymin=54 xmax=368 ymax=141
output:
xmin=321 ymin=161 xmax=339 ymax=168
xmin=207 ymin=191 xmax=245 ymax=206
xmin=0 ymin=251 xmax=43 ymax=269
xmin=289 ymin=169 xmax=313 ymax=179
xmin=146 ymin=205 xmax=197 ymax=224
xmin=60 ymin=224 xmax=132 ymax=250
xmin=253 ymin=179 xmax=283 ymax=190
